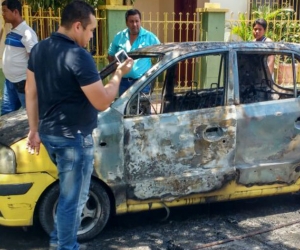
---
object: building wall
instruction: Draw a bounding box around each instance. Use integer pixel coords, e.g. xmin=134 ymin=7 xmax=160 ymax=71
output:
xmin=214 ymin=0 xmax=248 ymax=19
xmin=133 ymin=0 xmax=248 ymax=42
xmin=134 ymin=0 xmax=248 ymax=19
xmin=134 ymin=0 xmax=174 ymax=14
xmin=134 ymin=0 xmax=159 ymax=13
xmin=159 ymin=0 xmax=174 ymax=14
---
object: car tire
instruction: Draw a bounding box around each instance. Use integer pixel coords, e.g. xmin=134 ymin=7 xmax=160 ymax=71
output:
xmin=38 ymin=179 xmax=111 ymax=241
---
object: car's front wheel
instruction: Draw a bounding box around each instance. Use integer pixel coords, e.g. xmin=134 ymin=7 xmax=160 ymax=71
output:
xmin=38 ymin=179 xmax=111 ymax=241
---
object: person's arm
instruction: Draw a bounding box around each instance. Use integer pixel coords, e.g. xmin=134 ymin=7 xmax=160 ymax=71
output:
xmin=265 ymin=38 xmax=275 ymax=76
xmin=23 ymin=28 xmax=38 ymax=54
xmin=25 ymin=69 xmax=41 ymax=155
xmin=107 ymin=55 xmax=115 ymax=63
xmin=267 ymin=55 xmax=275 ymax=76
xmin=81 ymin=58 xmax=133 ymax=111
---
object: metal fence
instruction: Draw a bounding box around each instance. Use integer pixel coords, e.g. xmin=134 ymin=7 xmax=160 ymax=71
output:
xmin=22 ymin=5 xmax=108 ymax=70
xmin=248 ymin=0 xmax=299 ymax=18
xmin=21 ymin=7 xmax=203 ymax=76
xmin=141 ymin=11 xmax=203 ymax=90
xmin=141 ymin=11 xmax=203 ymax=43
xmin=20 ymin=7 xmax=203 ymax=89
xmin=2 ymin=4 xmax=299 ymax=90
xmin=226 ymin=1 xmax=300 ymax=84
xmin=226 ymin=7 xmax=300 ymax=42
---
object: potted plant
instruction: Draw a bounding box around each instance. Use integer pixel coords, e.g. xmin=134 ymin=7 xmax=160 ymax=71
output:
xmin=230 ymin=13 xmax=253 ymax=41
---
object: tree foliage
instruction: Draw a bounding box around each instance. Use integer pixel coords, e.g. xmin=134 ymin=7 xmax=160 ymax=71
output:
xmin=231 ymin=5 xmax=300 ymax=43
xmin=24 ymin=0 xmax=105 ymax=11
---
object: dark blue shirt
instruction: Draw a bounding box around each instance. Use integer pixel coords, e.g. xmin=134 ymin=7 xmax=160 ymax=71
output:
xmin=28 ymin=32 xmax=101 ymax=138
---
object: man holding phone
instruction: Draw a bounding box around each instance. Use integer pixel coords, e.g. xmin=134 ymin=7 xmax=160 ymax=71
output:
xmin=25 ymin=1 xmax=133 ymax=249
xmin=108 ymin=9 xmax=160 ymax=96
xmin=115 ymin=50 xmax=129 ymax=64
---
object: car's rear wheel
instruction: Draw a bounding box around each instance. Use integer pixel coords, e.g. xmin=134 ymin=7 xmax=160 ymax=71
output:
xmin=38 ymin=179 xmax=111 ymax=241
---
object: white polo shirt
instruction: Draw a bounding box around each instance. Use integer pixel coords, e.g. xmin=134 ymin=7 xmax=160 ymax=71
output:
xmin=2 ymin=21 xmax=38 ymax=83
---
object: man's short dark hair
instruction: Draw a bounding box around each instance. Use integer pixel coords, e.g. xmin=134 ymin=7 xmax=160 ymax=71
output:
xmin=61 ymin=0 xmax=95 ymax=30
xmin=253 ymin=18 xmax=268 ymax=30
xmin=2 ymin=0 xmax=22 ymax=16
xmin=125 ymin=9 xmax=141 ymax=21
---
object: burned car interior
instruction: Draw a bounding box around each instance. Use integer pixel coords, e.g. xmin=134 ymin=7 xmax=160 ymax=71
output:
xmin=125 ymin=52 xmax=227 ymax=116
xmin=159 ymin=60 xmax=225 ymax=113
xmin=237 ymin=52 xmax=298 ymax=104
xmin=124 ymin=50 xmax=300 ymax=117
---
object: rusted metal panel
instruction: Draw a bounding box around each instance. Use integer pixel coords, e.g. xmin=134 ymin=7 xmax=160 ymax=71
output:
xmin=95 ymin=42 xmax=300 ymax=204
xmin=235 ymin=99 xmax=300 ymax=185
xmin=122 ymin=106 xmax=237 ymax=200
xmin=93 ymin=108 xmax=127 ymax=206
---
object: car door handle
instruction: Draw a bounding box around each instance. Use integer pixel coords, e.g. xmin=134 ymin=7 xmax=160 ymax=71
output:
xmin=203 ymin=126 xmax=224 ymax=141
xmin=294 ymin=117 xmax=300 ymax=130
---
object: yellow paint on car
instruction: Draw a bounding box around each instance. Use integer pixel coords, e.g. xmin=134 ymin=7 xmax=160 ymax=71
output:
xmin=0 ymin=172 xmax=56 ymax=226
xmin=10 ymin=138 xmax=57 ymax=177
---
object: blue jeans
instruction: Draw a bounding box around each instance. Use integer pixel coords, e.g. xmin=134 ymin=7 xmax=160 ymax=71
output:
xmin=40 ymin=133 xmax=94 ymax=250
xmin=1 ymin=79 xmax=26 ymax=116
xmin=119 ymin=78 xmax=150 ymax=96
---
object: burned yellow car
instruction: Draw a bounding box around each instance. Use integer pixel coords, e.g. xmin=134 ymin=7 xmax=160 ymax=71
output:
xmin=1 ymin=42 xmax=300 ymax=241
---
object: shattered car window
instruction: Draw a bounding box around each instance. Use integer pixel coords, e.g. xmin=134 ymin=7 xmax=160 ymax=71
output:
xmin=125 ymin=53 xmax=228 ymax=116
xmin=237 ymin=52 xmax=300 ymax=104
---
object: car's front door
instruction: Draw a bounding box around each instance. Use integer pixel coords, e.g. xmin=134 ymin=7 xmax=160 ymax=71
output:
xmin=123 ymin=52 xmax=238 ymax=201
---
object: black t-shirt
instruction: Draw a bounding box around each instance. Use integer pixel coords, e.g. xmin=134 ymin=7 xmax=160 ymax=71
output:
xmin=28 ymin=32 xmax=101 ymax=138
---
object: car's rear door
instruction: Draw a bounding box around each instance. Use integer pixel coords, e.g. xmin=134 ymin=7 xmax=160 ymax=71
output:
xmin=234 ymin=50 xmax=300 ymax=186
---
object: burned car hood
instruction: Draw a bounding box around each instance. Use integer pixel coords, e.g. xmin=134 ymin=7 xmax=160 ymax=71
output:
xmin=0 ymin=109 xmax=29 ymax=146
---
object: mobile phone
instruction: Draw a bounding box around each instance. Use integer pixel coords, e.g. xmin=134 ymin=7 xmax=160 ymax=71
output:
xmin=115 ymin=49 xmax=128 ymax=63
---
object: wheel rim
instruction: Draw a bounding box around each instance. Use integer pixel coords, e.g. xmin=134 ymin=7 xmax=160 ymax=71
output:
xmin=51 ymin=190 xmax=102 ymax=236
xmin=79 ymin=191 xmax=102 ymax=235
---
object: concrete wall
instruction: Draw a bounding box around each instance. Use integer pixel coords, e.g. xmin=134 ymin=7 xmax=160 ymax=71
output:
xmin=134 ymin=0 xmax=174 ymax=14
xmin=196 ymin=1 xmax=247 ymax=42
xmin=133 ymin=0 xmax=174 ymax=42
xmin=159 ymin=0 xmax=174 ymax=14
xmin=134 ymin=0 xmax=248 ymax=19
xmin=134 ymin=0 xmax=159 ymax=13
xmin=213 ymin=0 xmax=248 ymax=20
xmin=132 ymin=0 xmax=247 ymax=43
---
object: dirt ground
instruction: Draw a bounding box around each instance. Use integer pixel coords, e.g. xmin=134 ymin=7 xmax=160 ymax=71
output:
xmin=1 ymin=193 xmax=300 ymax=250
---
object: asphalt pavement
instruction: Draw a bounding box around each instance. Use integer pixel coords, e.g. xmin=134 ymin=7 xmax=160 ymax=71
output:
xmin=1 ymin=193 xmax=300 ymax=250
